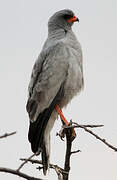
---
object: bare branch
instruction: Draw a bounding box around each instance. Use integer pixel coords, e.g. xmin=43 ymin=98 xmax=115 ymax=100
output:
xmin=80 ymin=125 xmax=117 ymax=151
xmin=37 ymin=164 xmax=64 ymax=180
xmin=0 ymin=167 xmax=44 ymax=180
xmin=70 ymin=150 xmax=81 ymax=155
xmin=0 ymin=131 xmax=16 ymax=139
xmin=63 ymin=123 xmax=104 ymax=129
xmin=17 ymin=153 xmax=36 ymax=171
xmin=64 ymin=123 xmax=117 ymax=152
xmin=62 ymin=127 xmax=74 ymax=180
xmin=80 ymin=124 xmax=104 ymax=128
xmin=20 ymin=158 xmax=68 ymax=180
xmin=20 ymin=158 xmax=42 ymax=165
xmin=20 ymin=158 xmax=67 ymax=174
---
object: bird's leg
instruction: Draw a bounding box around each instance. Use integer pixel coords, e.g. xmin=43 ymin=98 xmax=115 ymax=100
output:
xmin=56 ymin=105 xmax=76 ymax=140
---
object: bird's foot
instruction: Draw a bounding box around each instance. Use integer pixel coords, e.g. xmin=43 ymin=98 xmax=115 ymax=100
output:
xmin=57 ymin=121 xmax=76 ymax=141
xmin=56 ymin=105 xmax=76 ymax=141
xmin=56 ymin=127 xmax=66 ymax=141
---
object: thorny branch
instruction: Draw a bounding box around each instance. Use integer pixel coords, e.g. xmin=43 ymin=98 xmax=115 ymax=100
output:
xmin=0 ymin=131 xmax=16 ymax=139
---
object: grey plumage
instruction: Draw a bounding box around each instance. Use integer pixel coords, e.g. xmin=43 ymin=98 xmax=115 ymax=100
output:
xmin=26 ymin=9 xmax=84 ymax=175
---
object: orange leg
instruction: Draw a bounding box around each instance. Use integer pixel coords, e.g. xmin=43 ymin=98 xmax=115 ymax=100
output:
xmin=56 ymin=105 xmax=76 ymax=138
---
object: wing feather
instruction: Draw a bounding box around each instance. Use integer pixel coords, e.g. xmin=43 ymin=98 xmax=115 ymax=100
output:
xmin=26 ymin=42 xmax=69 ymax=122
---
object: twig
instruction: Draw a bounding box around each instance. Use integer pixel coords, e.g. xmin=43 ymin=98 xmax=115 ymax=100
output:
xmin=63 ymin=124 xmax=104 ymax=129
xmin=70 ymin=150 xmax=81 ymax=155
xmin=0 ymin=131 xmax=16 ymax=139
xmin=0 ymin=167 xmax=44 ymax=180
xmin=81 ymin=125 xmax=117 ymax=151
xmin=20 ymin=158 xmax=67 ymax=173
xmin=17 ymin=153 xmax=36 ymax=171
xmin=20 ymin=158 xmax=68 ymax=178
xmin=64 ymin=123 xmax=117 ymax=152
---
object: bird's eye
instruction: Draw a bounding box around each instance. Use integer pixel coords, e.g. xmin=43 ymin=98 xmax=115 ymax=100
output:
xmin=63 ymin=14 xmax=73 ymax=20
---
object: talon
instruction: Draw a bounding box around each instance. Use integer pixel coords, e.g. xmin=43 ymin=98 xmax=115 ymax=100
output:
xmin=61 ymin=137 xmax=64 ymax=141
xmin=59 ymin=128 xmax=65 ymax=141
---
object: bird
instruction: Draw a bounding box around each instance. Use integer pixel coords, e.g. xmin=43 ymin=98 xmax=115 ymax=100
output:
xmin=26 ymin=9 xmax=84 ymax=175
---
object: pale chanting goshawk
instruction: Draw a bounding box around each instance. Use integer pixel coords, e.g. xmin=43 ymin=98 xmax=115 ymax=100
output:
xmin=26 ymin=9 xmax=84 ymax=175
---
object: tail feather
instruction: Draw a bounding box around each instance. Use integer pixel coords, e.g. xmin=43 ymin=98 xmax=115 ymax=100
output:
xmin=29 ymin=105 xmax=55 ymax=153
xmin=28 ymin=83 xmax=64 ymax=174
xmin=42 ymin=143 xmax=48 ymax=175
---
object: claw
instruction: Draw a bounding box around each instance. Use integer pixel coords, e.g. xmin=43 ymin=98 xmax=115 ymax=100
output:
xmin=61 ymin=137 xmax=64 ymax=141
xmin=59 ymin=128 xmax=65 ymax=141
xmin=56 ymin=127 xmax=65 ymax=141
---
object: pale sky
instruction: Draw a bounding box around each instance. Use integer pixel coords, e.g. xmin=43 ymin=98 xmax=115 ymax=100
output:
xmin=0 ymin=0 xmax=117 ymax=180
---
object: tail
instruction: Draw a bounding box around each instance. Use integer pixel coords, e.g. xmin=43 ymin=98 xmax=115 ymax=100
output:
xmin=28 ymin=84 xmax=64 ymax=175
xmin=28 ymin=106 xmax=55 ymax=175
xmin=42 ymin=143 xmax=49 ymax=175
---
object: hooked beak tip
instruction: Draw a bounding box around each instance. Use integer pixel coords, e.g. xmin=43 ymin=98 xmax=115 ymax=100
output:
xmin=76 ymin=17 xmax=79 ymax=22
xmin=67 ymin=16 xmax=79 ymax=23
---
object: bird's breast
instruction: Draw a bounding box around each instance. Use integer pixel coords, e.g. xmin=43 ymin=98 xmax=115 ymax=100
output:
xmin=60 ymin=47 xmax=83 ymax=107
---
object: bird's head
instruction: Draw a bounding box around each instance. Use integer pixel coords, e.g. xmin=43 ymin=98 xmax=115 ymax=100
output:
xmin=48 ymin=9 xmax=79 ymax=32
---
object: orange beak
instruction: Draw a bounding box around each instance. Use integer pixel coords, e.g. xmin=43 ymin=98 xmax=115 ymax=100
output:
xmin=67 ymin=15 xmax=79 ymax=23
